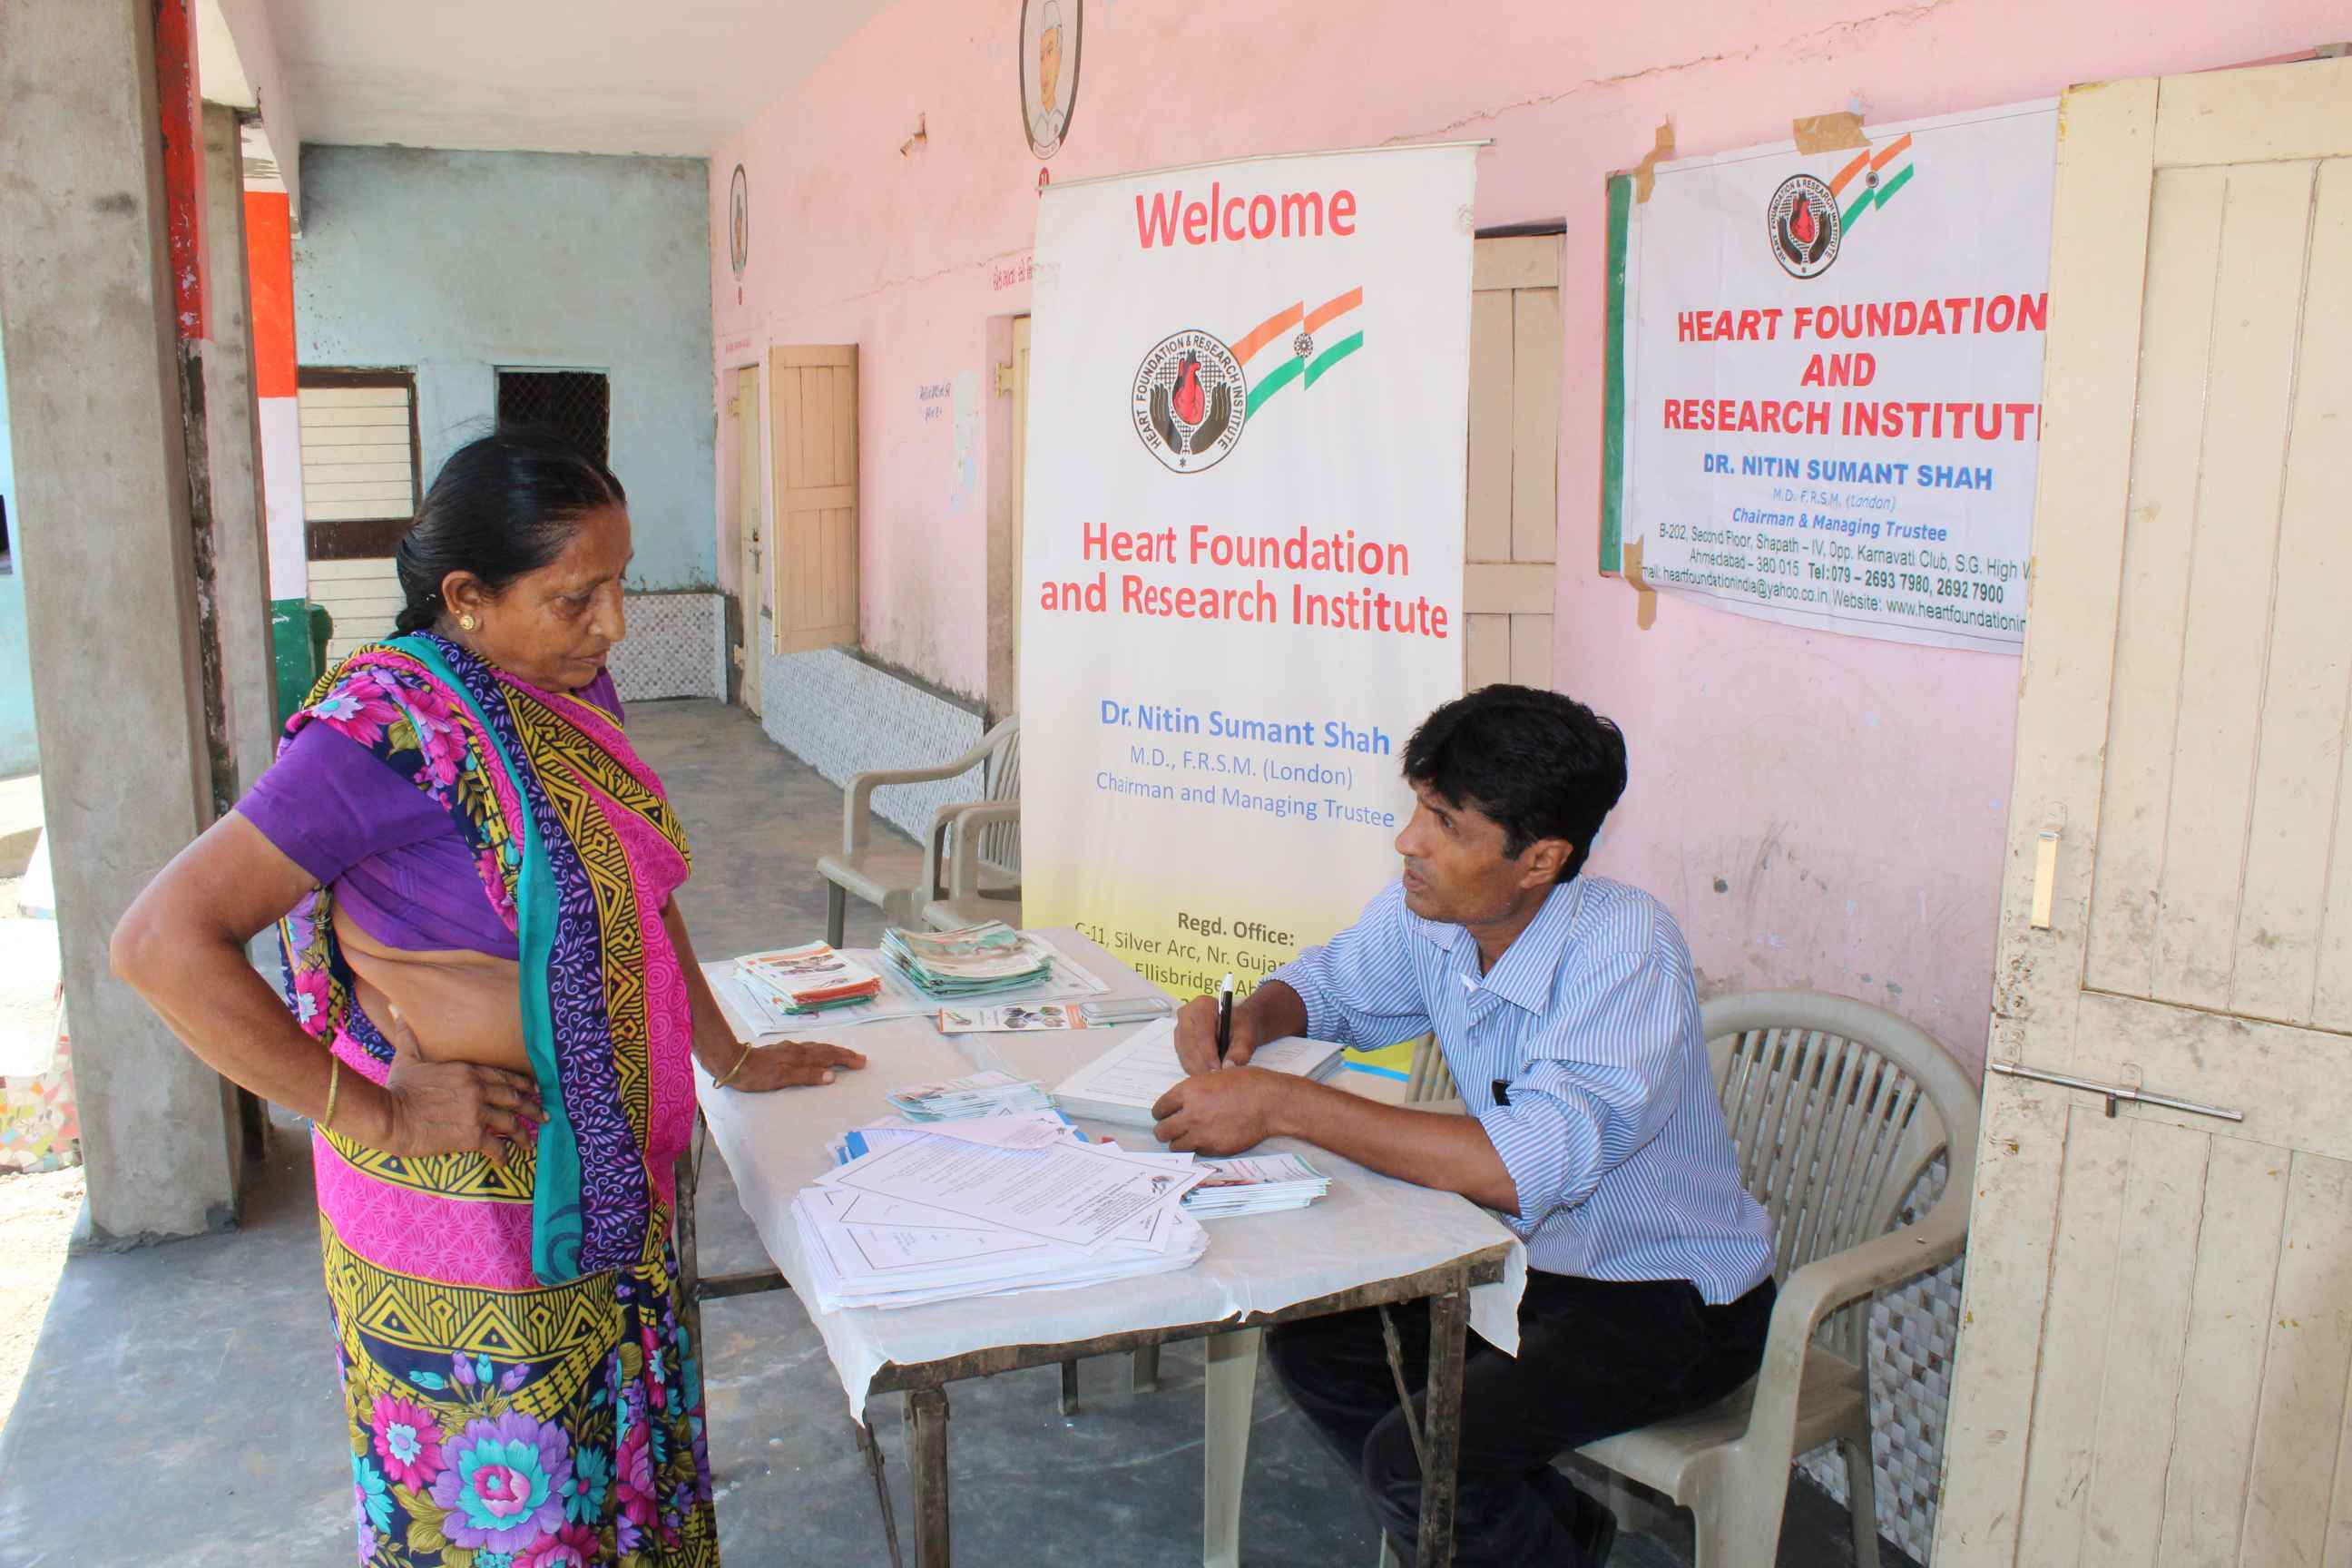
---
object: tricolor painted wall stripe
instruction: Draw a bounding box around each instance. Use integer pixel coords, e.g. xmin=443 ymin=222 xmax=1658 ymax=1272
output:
xmin=244 ymin=186 xmax=311 ymax=718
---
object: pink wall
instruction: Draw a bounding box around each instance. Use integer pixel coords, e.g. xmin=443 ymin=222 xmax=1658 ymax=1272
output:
xmin=709 ymin=0 xmax=2337 ymax=1066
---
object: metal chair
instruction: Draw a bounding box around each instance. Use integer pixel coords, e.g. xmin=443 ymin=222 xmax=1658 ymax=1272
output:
xmin=1364 ymin=991 xmax=1978 ymax=1568
xmin=816 ymin=714 xmax=1019 ymax=945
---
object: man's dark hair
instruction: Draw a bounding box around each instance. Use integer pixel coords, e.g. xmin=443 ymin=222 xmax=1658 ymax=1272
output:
xmin=1401 ymin=684 xmax=1628 ymax=883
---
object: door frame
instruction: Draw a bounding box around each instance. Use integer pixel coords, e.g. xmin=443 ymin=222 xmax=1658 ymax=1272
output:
xmin=985 ymin=313 xmax=1031 ymax=724
xmin=727 ymin=361 xmax=765 ymax=714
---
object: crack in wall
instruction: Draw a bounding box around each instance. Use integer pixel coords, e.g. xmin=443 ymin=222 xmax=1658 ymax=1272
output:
xmin=1381 ymin=0 xmax=1961 ymax=143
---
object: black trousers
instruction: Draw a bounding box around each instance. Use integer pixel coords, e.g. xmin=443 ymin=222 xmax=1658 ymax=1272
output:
xmin=1266 ymin=1270 xmax=1776 ymax=1567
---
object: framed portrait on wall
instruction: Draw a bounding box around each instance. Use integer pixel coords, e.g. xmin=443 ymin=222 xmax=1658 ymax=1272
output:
xmin=729 ymin=163 xmax=750 ymax=279
xmin=1019 ymin=0 xmax=1082 ymax=160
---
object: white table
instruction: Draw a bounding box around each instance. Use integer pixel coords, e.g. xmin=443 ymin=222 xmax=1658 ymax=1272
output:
xmin=687 ymin=929 xmax=1525 ymax=1568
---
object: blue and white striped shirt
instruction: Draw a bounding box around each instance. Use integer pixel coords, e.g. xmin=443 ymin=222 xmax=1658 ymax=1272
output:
xmin=1269 ymin=876 xmax=1776 ymax=1303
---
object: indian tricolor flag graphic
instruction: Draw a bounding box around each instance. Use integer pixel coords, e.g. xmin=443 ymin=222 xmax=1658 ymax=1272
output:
xmin=1230 ymin=287 xmax=1365 ymax=416
xmin=1830 ymin=133 xmax=1915 ymax=230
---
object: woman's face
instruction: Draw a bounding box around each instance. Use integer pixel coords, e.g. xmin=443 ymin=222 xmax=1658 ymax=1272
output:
xmin=444 ymin=505 xmax=632 ymax=691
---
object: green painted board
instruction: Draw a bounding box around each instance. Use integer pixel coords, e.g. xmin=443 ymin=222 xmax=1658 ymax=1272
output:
xmin=1600 ymin=173 xmax=1632 ymax=575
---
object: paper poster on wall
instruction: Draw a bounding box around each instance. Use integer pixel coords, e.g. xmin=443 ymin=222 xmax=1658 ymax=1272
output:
xmin=1021 ymin=144 xmax=1477 ymax=999
xmin=1621 ymin=101 xmax=2056 ymax=651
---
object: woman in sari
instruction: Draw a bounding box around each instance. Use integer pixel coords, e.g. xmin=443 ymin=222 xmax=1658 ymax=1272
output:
xmin=112 ymin=429 xmax=864 ymax=1567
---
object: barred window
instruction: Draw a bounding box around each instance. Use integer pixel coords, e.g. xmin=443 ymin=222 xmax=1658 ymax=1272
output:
xmin=495 ymin=369 xmax=611 ymax=466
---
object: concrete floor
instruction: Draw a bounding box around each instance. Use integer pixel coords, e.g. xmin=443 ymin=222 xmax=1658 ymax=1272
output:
xmin=0 ymin=700 xmax=1907 ymax=1567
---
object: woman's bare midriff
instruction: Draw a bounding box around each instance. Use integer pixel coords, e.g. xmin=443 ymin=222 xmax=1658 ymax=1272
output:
xmin=335 ymin=905 xmax=534 ymax=1076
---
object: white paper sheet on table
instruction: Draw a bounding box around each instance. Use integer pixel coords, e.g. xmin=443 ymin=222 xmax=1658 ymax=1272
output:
xmin=793 ymin=1182 xmax=1207 ymax=1310
xmin=818 ymin=1132 xmax=1205 ymax=1249
xmin=1050 ymin=1017 xmax=1346 ymax=1124
xmin=699 ymin=930 xmax=1527 ymax=1416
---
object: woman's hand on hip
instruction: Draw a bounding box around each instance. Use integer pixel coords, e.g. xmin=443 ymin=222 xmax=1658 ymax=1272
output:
xmin=721 ymin=1040 xmax=867 ymax=1092
xmin=378 ymin=1012 xmax=546 ymax=1165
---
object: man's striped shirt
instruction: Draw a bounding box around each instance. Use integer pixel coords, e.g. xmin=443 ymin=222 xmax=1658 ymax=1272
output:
xmin=1268 ymin=875 xmax=1776 ymax=1303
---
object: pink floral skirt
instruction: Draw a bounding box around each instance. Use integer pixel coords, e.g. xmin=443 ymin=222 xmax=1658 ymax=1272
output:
xmin=317 ymin=1104 xmax=718 ymax=1568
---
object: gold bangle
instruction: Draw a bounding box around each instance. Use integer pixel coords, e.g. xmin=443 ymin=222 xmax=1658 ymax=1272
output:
xmin=713 ymin=1042 xmax=754 ymax=1090
xmin=322 ymin=1054 xmax=343 ymax=1132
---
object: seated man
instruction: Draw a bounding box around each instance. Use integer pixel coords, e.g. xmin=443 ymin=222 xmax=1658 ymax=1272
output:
xmin=1152 ymin=684 xmax=1777 ymax=1567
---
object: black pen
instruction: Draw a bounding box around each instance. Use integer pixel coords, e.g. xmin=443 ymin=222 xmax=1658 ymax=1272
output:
xmin=1215 ymin=972 xmax=1235 ymax=1064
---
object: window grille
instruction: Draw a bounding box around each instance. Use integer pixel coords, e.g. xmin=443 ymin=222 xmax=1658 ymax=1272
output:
xmin=496 ymin=370 xmax=611 ymax=465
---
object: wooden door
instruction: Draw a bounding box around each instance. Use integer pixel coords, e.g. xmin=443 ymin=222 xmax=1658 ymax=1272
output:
xmin=766 ymin=346 xmax=859 ymax=654
xmin=731 ymin=365 xmax=765 ymax=713
xmin=1463 ymin=234 xmax=1561 ymax=691
xmin=1936 ymin=58 xmax=2352 ymax=1567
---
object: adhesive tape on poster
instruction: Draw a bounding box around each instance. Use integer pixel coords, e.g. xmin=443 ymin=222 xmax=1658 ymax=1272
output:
xmin=1632 ymin=122 xmax=1676 ymax=204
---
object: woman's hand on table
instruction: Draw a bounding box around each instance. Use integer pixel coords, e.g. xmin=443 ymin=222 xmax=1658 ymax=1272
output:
xmin=719 ymin=1040 xmax=868 ymax=1092
xmin=372 ymin=1012 xmax=545 ymax=1166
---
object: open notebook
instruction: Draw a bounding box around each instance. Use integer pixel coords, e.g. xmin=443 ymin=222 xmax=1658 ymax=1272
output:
xmin=1051 ymin=1017 xmax=1347 ymax=1128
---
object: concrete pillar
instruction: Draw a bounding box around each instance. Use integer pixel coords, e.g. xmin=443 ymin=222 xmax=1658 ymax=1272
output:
xmin=0 ymin=0 xmax=240 ymax=1240
xmin=202 ymin=103 xmax=278 ymax=1176
xmin=200 ymin=103 xmax=279 ymax=799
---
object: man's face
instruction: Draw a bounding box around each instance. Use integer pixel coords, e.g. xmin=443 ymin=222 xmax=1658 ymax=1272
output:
xmin=1392 ymin=780 xmax=1555 ymax=925
xmin=1039 ymin=26 xmax=1063 ymax=112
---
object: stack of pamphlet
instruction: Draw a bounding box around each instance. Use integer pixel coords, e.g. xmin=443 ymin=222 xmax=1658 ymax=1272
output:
xmin=792 ymin=1111 xmax=1210 ymax=1310
xmin=879 ymin=921 xmax=1053 ymax=998
xmin=734 ymin=945 xmax=884 ymax=1018
xmin=1180 ymin=1153 xmax=1332 ymax=1218
xmin=885 ymin=1070 xmax=1056 ymax=1122
xmin=1051 ymin=1018 xmax=1348 ymax=1128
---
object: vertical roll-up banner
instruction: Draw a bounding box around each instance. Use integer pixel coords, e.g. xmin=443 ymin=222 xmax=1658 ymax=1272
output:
xmin=1022 ymin=144 xmax=1478 ymax=1025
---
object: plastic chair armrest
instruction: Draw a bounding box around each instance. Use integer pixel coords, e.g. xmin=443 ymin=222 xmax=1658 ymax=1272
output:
xmin=842 ymin=742 xmax=999 ymax=854
xmin=1739 ymin=1201 xmax=1970 ymax=1455
xmin=944 ymin=800 xmax=1021 ymax=898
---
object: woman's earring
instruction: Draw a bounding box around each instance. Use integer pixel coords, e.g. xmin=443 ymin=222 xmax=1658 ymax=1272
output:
xmin=459 ymin=613 xmax=478 ymax=632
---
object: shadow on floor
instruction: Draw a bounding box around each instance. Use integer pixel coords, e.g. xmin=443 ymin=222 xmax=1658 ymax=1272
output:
xmin=0 ymin=701 xmax=1913 ymax=1567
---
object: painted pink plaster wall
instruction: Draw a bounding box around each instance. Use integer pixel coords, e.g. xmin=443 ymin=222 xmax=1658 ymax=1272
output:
xmin=710 ymin=1 xmax=2338 ymax=1066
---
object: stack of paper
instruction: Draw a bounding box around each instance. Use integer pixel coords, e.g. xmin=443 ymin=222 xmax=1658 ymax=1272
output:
xmin=736 ymin=945 xmax=884 ymax=1015
xmin=824 ymin=1109 xmax=1086 ymax=1165
xmin=879 ymin=921 xmax=1053 ymax=998
xmin=791 ymin=1113 xmax=1210 ymax=1310
xmin=1181 ymin=1153 xmax=1333 ymax=1218
xmin=1051 ymin=1018 xmax=1349 ymax=1128
xmin=886 ymin=1070 xmax=1056 ymax=1121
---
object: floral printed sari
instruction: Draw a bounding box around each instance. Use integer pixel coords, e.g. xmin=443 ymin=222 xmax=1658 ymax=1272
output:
xmin=276 ymin=634 xmax=717 ymax=1567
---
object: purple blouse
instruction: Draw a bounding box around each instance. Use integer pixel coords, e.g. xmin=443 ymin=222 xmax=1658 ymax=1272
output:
xmin=237 ymin=670 xmax=623 ymax=959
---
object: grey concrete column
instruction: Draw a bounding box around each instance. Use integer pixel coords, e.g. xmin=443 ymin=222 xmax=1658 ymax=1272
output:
xmin=201 ymin=103 xmax=279 ymax=801
xmin=201 ymin=104 xmax=276 ymax=1184
xmin=0 ymin=0 xmax=240 ymax=1240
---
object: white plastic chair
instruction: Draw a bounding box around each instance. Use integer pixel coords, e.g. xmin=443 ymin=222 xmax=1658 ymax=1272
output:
xmin=815 ymin=714 xmax=1019 ymax=943
xmin=920 ymin=725 xmax=1023 ymax=931
xmin=1358 ymin=991 xmax=1978 ymax=1568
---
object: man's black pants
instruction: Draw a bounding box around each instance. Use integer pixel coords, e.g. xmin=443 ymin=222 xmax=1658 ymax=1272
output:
xmin=1266 ymin=1270 xmax=1776 ymax=1566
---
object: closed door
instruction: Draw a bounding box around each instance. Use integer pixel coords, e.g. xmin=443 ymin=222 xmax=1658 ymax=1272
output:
xmin=768 ymin=345 xmax=860 ymax=653
xmin=1936 ymin=57 xmax=2352 ymax=1566
xmin=732 ymin=365 xmax=764 ymax=714
xmin=1462 ymin=233 xmax=1561 ymax=690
